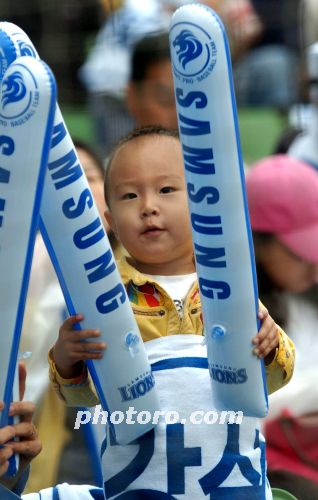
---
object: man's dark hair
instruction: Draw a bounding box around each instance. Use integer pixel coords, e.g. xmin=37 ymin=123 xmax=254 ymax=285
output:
xmin=130 ymin=31 xmax=171 ymax=83
xmin=104 ymin=125 xmax=179 ymax=206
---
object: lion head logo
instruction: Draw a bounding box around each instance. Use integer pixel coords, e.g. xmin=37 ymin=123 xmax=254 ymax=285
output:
xmin=173 ymin=29 xmax=203 ymax=69
xmin=2 ymin=71 xmax=26 ymax=108
xmin=17 ymin=40 xmax=37 ymax=57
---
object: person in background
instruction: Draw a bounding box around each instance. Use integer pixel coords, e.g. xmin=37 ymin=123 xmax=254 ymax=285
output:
xmin=225 ymin=0 xmax=300 ymax=108
xmin=79 ymin=0 xmax=189 ymax=157
xmin=126 ymin=31 xmax=178 ymax=130
xmin=246 ymin=154 xmax=318 ymax=496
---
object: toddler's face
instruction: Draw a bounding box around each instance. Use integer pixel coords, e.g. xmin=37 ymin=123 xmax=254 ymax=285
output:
xmin=105 ymin=135 xmax=195 ymax=275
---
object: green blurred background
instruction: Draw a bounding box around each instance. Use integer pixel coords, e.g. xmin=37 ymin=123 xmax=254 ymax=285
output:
xmin=61 ymin=105 xmax=288 ymax=165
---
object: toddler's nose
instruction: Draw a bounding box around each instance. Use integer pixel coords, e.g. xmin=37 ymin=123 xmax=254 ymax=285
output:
xmin=141 ymin=206 xmax=159 ymax=217
xmin=141 ymin=196 xmax=159 ymax=217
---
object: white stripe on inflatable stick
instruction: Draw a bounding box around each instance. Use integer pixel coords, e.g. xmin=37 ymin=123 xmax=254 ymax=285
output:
xmin=169 ymin=5 xmax=268 ymax=416
xmin=0 ymin=23 xmax=160 ymax=445
xmin=0 ymin=56 xmax=56 ymax=472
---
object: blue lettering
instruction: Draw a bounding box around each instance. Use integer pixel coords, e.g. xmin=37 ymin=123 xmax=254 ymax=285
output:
xmin=136 ymin=381 xmax=147 ymax=396
xmin=237 ymin=368 xmax=248 ymax=383
xmin=119 ymin=386 xmax=132 ymax=402
xmin=96 ymin=283 xmax=126 ymax=314
xmin=104 ymin=429 xmax=155 ymax=498
xmin=195 ymin=243 xmax=226 ymax=267
xmin=191 ymin=214 xmax=223 ymax=235
xmin=84 ymin=249 xmax=116 ymax=284
xmin=199 ymin=424 xmax=261 ymax=497
xmin=145 ymin=374 xmax=155 ymax=391
xmin=130 ymin=384 xmax=138 ymax=399
xmin=176 ymin=88 xmax=207 ymax=109
xmin=210 ymin=366 xmax=247 ymax=384
xmin=0 ymin=135 xmax=13 ymax=227
xmin=199 ymin=277 xmax=231 ymax=300
xmin=225 ymin=370 xmax=237 ymax=384
xmin=0 ymin=135 xmax=14 ymax=155
xmin=182 ymin=145 xmax=215 ymax=174
xmin=0 ymin=136 xmax=13 ymax=185
xmin=178 ymin=114 xmax=210 ymax=135
xmin=167 ymin=424 xmax=201 ymax=494
xmin=48 ymin=149 xmax=82 ymax=190
xmin=0 ymin=167 xmax=10 ymax=184
xmin=50 ymin=121 xmax=67 ymax=148
xmin=187 ymin=183 xmax=219 ymax=204
xmin=118 ymin=373 xmax=155 ymax=402
xmin=73 ymin=217 xmax=104 ymax=249
xmin=215 ymin=369 xmax=225 ymax=383
xmin=62 ymin=188 xmax=93 ymax=219
xmin=0 ymin=198 xmax=5 ymax=227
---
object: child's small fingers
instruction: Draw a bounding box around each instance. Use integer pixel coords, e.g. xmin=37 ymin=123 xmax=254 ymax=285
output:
xmin=255 ymin=316 xmax=275 ymax=342
xmin=85 ymin=352 xmax=104 ymax=360
xmin=254 ymin=324 xmax=277 ymax=344
xmin=258 ymin=308 xmax=268 ymax=320
xmin=71 ymin=351 xmax=104 ymax=361
xmin=59 ymin=314 xmax=84 ymax=335
xmin=73 ymin=341 xmax=107 ymax=353
xmin=257 ymin=300 xmax=268 ymax=319
xmin=254 ymin=332 xmax=278 ymax=358
xmin=70 ymin=329 xmax=102 ymax=341
xmin=253 ymin=338 xmax=270 ymax=357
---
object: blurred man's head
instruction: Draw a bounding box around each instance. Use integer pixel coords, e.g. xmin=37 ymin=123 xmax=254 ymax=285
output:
xmin=126 ymin=32 xmax=178 ymax=129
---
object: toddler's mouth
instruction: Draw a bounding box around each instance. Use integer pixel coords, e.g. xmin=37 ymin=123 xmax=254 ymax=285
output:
xmin=141 ymin=225 xmax=164 ymax=236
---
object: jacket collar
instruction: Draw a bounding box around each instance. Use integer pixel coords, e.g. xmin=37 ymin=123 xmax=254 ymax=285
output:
xmin=117 ymin=256 xmax=153 ymax=286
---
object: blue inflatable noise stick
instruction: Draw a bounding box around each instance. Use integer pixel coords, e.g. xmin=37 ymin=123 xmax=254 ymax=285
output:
xmin=0 ymin=22 xmax=160 ymax=445
xmin=169 ymin=4 xmax=268 ymax=417
xmin=0 ymin=55 xmax=56 ymax=474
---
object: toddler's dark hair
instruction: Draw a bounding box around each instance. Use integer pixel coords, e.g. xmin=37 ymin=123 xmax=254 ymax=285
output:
xmin=104 ymin=125 xmax=179 ymax=206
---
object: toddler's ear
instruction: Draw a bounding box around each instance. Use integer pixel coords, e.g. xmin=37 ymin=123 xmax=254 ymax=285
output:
xmin=104 ymin=209 xmax=116 ymax=237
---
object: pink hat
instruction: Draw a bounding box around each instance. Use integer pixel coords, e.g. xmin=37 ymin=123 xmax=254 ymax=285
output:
xmin=246 ymin=155 xmax=318 ymax=264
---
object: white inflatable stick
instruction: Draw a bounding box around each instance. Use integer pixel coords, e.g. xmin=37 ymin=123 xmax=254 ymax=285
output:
xmin=0 ymin=23 xmax=160 ymax=444
xmin=0 ymin=55 xmax=56 ymax=473
xmin=169 ymin=5 xmax=268 ymax=416
xmin=0 ymin=56 xmax=56 ymax=418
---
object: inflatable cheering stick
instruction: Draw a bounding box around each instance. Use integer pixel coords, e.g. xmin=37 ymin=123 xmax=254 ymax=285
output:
xmin=169 ymin=4 xmax=268 ymax=416
xmin=0 ymin=55 xmax=56 ymax=473
xmin=0 ymin=23 xmax=160 ymax=445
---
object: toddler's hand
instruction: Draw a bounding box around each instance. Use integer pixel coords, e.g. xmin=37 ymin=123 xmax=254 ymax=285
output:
xmin=52 ymin=314 xmax=107 ymax=379
xmin=252 ymin=301 xmax=279 ymax=364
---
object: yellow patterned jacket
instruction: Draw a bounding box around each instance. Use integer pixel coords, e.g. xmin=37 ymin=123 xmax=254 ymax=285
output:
xmin=49 ymin=256 xmax=295 ymax=406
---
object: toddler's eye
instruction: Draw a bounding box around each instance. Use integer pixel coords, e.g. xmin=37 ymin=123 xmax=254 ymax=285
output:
xmin=122 ymin=192 xmax=137 ymax=200
xmin=160 ymin=186 xmax=175 ymax=194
